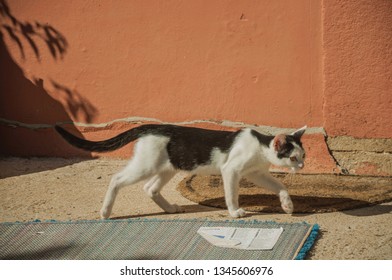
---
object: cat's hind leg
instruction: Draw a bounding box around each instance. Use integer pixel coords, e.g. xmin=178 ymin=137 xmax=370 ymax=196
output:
xmin=100 ymin=135 xmax=171 ymax=219
xmin=246 ymin=171 xmax=294 ymax=214
xmin=100 ymin=161 xmax=154 ymax=219
xmin=143 ymin=171 xmax=182 ymax=213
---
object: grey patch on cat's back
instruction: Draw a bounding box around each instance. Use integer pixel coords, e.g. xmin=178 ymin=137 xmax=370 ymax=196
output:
xmin=250 ymin=129 xmax=274 ymax=147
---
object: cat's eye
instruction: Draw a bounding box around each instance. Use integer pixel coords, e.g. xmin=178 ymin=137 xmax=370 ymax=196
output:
xmin=289 ymin=156 xmax=297 ymax=162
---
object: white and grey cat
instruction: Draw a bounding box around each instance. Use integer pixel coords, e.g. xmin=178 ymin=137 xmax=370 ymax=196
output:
xmin=55 ymin=124 xmax=306 ymax=218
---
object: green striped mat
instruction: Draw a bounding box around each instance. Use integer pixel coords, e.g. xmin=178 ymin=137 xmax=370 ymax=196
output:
xmin=0 ymin=219 xmax=318 ymax=260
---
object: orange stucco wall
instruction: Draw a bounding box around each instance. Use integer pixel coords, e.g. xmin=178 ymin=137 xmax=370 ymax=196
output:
xmin=1 ymin=0 xmax=391 ymax=160
xmin=323 ymin=0 xmax=392 ymax=138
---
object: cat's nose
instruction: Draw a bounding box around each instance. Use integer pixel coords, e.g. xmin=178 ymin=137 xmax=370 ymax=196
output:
xmin=298 ymin=163 xmax=304 ymax=169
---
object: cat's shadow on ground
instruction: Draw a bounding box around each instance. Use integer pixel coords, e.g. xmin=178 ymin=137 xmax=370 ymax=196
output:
xmin=112 ymin=204 xmax=222 ymax=220
xmin=112 ymin=200 xmax=392 ymax=220
xmin=195 ymin=194 xmax=392 ymax=218
xmin=341 ymin=203 xmax=392 ymax=217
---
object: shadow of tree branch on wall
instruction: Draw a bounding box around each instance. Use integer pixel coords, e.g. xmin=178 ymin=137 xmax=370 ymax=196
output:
xmin=0 ymin=0 xmax=68 ymax=60
xmin=51 ymin=80 xmax=98 ymax=124
xmin=0 ymin=0 xmax=97 ymax=164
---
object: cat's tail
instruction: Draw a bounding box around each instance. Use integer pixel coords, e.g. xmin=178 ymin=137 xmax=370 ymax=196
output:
xmin=55 ymin=125 xmax=142 ymax=152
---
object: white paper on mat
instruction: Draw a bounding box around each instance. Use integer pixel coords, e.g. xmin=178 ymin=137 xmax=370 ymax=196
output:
xmin=197 ymin=227 xmax=284 ymax=250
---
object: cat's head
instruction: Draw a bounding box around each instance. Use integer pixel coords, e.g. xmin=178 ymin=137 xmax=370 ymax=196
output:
xmin=271 ymin=126 xmax=307 ymax=171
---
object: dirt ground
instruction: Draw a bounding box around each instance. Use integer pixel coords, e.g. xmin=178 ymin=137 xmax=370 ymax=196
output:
xmin=1 ymin=157 xmax=391 ymax=260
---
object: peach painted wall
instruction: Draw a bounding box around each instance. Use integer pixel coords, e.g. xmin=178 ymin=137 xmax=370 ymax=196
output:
xmin=323 ymin=0 xmax=392 ymax=138
xmin=1 ymin=0 xmax=323 ymax=127
xmin=0 ymin=0 xmax=391 ymax=158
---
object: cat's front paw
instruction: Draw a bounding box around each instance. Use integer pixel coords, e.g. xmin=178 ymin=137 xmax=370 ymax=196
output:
xmin=100 ymin=208 xmax=111 ymax=219
xmin=165 ymin=204 xmax=183 ymax=214
xmin=281 ymin=200 xmax=294 ymax=214
xmin=279 ymin=191 xmax=294 ymax=214
xmin=229 ymin=208 xmax=247 ymax=218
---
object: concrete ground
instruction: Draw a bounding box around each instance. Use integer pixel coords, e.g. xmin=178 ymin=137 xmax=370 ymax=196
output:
xmin=0 ymin=157 xmax=391 ymax=259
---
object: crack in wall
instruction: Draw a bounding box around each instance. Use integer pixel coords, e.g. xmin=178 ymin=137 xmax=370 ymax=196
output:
xmin=323 ymin=134 xmax=346 ymax=174
xmin=0 ymin=118 xmax=52 ymax=130
xmin=6 ymin=116 xmax=389 ymax=176
xmin=0 ymin=117 xmax=326 ymax=135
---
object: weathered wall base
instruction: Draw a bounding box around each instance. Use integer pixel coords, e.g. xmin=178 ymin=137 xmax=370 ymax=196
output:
xmin=0 ymin=118 xmax=336 ymax=174
xmin=327 ymin=137 xmax=392 ymax=177
xmin=2 ymin=118 xmax=390 ymax=177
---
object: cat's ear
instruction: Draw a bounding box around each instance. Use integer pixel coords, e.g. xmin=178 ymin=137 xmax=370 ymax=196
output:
xmin=273 ymin=134 xmax=287 ymax=152
xmin=291 ymin=125 xmax=307 ymax=139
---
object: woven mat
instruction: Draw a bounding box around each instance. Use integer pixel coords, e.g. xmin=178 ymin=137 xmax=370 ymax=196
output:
xmin=0 ymin=219 xmax=318 ymax=260
xmin=177 ymin=174 xmax=392 ymax=213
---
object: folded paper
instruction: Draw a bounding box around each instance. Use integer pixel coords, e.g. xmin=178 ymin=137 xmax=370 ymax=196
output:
xmin=197 ymin=226 xmax=283 ymax=250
